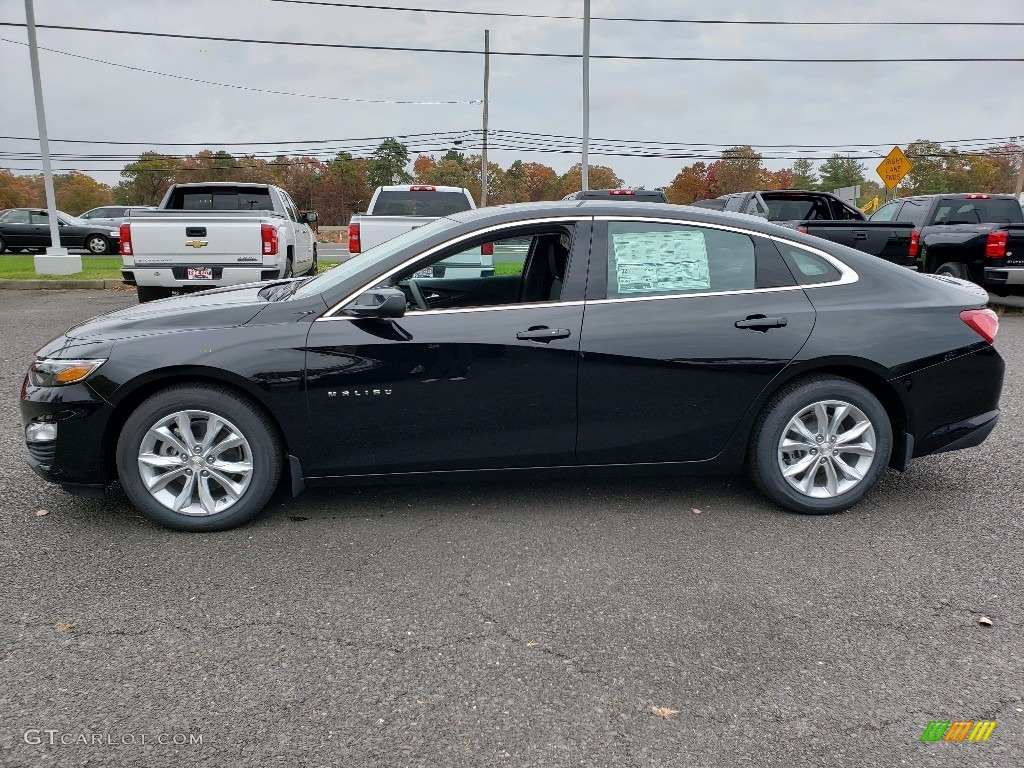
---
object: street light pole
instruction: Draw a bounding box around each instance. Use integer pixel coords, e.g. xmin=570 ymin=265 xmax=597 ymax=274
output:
xmin=581 ymin=0 xmax=590 ymax=191
xmin=24 ymin=0 xmax=79 ymax=274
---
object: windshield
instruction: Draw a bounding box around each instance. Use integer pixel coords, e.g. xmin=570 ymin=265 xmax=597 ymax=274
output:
xmin=292 ymin=217 xmax=458 ymax=299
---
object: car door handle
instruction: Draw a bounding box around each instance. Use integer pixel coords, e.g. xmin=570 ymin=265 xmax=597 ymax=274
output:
xmin=516 ymin=326 xmax=571 ymax=342
xmin=854 ymin=231 xmax=868 ymax=240
xmin=735 ymin=315 xmax=788 ymax=331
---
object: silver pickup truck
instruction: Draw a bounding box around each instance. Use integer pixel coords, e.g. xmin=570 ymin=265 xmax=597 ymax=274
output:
xmin=120 ymin=182 xmax=318 ymax=302
xmin=348 ymin=185 xmax=493 ymax=277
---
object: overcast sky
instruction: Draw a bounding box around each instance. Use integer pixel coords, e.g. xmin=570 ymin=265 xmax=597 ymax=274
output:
xmin=2 ymin=0 xmax=1022 ymax=190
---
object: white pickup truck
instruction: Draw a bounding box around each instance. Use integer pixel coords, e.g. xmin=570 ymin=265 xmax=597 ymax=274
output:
xmin=348 ymin=185 xmax=493 ymax=277
xmin=120 ymin=182 xmax=318 ymax=302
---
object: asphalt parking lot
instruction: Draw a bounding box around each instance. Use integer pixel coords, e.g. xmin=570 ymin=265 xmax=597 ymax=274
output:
xmin=1 ymin=290 xmax=1022 ymax=767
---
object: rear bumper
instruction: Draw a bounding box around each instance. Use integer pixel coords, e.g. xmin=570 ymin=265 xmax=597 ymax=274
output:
xmin=984 ymin=266 xmax=1024 ymax=287
xmin=123 ymin=266 xmax=280 ymax=288
xmin=925 ymin=410 xmax=999 ymax=455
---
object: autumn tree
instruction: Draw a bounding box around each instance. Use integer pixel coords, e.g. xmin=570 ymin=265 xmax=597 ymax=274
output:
xmin=0 ymin=170 xmax=35 ymax=209
xmin=521 ymin=162 xmax=559 ymax=201
xmin=53 ymin=171 xmax=113 ymax=214
xmin=665 ymin=162 xmax=711 ymax=204
xmin=113 ymin=152 xmax=179 ymax=204
xmin=712 ymin=146 xmax=769 ymax=194
xmin=557 ymin=163 xmax=623 ymax=197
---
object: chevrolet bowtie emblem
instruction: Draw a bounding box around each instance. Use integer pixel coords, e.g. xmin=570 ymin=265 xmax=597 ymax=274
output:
xmin=185 ymin=240 xmax=209 ymax=248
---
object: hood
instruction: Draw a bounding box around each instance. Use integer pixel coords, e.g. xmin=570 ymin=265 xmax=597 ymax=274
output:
xmin=65 ymin=283 xmax=275 ymax=340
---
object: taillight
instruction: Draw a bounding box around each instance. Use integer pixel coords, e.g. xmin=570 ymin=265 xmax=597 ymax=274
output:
xmin=261 ymin=223 xmax=278 ymax=256
xmin=909 ymin=229 xmax=920 ymax=258
xmin=960 ymin=308 xmax=999 ymax=344
xmin=119 ymin=223 xmax=132 ymax=255
xmin=796 ymin=225 xmax=808 ymax=234
xmin=985 ymin=231 xmax=1007 ymax=258
xmin=348 ymin=223 xmax=361 ymax=254
xmin=609 ymin=189 xmax=636 ymax=196
xmin=481 ymin=242 xmax=494 ymax=256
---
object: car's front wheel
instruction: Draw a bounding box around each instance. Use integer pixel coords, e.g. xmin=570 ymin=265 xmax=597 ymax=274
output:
xmin=85 ymin=235 xmax=111 ymax=255
xmin=749 ymin=376 xmax=892 ymax=514
xmin=116 ymin=385 xmax=283 ymax=531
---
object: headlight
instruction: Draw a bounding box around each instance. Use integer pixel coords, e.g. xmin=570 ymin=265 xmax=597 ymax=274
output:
xmin=28 ymin=359 xmax=106 ymax=387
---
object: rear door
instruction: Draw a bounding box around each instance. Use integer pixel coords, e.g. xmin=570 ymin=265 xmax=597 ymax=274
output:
xmin=577 ymin=217 xmax=816 ymax=464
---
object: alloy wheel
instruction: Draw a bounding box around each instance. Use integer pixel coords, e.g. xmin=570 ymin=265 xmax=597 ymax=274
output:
xmin=776 ymin=399 xmax=877 ymax=499
xmin=137 ymin=409 xmax=254 ymax=516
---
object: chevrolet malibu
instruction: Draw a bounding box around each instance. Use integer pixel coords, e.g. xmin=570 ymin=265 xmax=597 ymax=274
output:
xmin=21 ymin=201 xmax=1004 ymax=531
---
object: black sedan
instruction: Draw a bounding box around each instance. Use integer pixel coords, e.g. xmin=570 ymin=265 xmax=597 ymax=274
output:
xmin=20 ymin=201 xmax=1004 ymax=531
xmin=0 ymin=207 xmax=120 ymax=255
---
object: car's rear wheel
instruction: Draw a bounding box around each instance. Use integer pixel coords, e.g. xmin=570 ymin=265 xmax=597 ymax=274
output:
xmin=0 ymin=235 xmax=6 ymax=253
xmin=136 ymin=286 xmax=173 ymax=303
xmin=116 ymin=385 xmax=282 ymax=531
xmin=749 ymin=376 xmax=892 ymax=514
xmin=935 ymin=261 xmax=967 ymax=280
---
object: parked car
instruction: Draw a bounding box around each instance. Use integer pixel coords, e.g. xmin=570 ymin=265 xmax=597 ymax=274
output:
xmin=79 ymin=205 xmax=157 ymax=229
xmin=0 ymin=208 xmax=120 ymax=254
xmin=692 ymin=190 xmax=917 ymax=267
xmin=120 ymin=182 xmax=318 ymax=302
xmin=869 ymin=193 xmax=1024 ymax=294
xmin=22 ymin=200 xmax=1003 ymax=532
xmin=564 ymin=189 xmax=670 ymax=203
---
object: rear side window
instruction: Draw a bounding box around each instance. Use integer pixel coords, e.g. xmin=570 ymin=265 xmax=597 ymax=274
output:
xmin=372 ymin=191 xmax=472 ymax=216
xmin=870 ymin=201 xmax=900 ymax=222
xmin=0 ymin=209 xmax=30 ymax=224
xmin=779 ymin=245 xmax=842 ymax=285
xmin=606 ymin=222 xmax=762 ymax=297
xmin=166 ymin=187 xmax=276 ymax=211
xmin=895 ymin=200 xmax=927 ymax=227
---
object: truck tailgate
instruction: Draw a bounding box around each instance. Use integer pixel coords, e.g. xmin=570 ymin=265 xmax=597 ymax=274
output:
xmin=126 ymin=213 xmax=268 ymax=262
xmin=801 ymin=221 xmax=916 ymax=267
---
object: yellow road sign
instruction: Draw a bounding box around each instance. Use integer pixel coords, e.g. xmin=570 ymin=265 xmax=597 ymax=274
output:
xmin=877 ymin=146 xmax=913 ymax=190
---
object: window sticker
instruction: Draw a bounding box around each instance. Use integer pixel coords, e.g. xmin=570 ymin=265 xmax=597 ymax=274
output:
xmin=611 ymin=230 xmax=711 ymax=294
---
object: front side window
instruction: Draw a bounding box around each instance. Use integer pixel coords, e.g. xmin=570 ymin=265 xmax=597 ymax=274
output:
xmin=30 ymin=211 xmax=49 ymax=225
xmin=605 ymin=222 xmax=761 ymax=297
xmin=386 ymin=229 xmax=574 ymax=311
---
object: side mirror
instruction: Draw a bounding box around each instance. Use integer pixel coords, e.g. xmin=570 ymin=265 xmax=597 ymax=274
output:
xmin=347 ymin=287 xmax=406 ymax=319
xmin=303 ymin=211 xmax=319 ymax=224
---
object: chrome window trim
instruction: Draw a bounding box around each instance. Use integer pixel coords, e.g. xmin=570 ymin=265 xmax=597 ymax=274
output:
xmin=314 ymin=300 xmax=586 ymax=322
xmin=320 ymin=216 xmax=589 ymax=318
xmin=593 ymin=215 xmax=858 ymax=292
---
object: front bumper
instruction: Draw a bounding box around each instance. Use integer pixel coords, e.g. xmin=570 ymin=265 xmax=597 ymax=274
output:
xmin=21 ymin=378 xmax=115 ymax=492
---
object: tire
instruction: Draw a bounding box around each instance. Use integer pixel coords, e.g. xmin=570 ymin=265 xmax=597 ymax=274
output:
xmin=136 ymin=286 xmax=173 ymax=303
xmin=935 ymin=262 xmax=967 ymax=280
xmin=308 ymin=245 xmax=318 ymax=276
xmin=748 ymin=375 xmax=892 ymax=515
xmin=283 ymin=251 xmax=294 ymax=278
xmin=116 ymin=385 xmax=283 ymax=532
xmin=85 ymin=235 xmax=110 ymax=255
xmin=0 ymin=235 xmax=5 ymax=253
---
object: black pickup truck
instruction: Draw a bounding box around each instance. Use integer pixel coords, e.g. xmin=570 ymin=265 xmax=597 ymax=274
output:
xmin=691 ymin=190 xmax=917 ymax=267
xmin=868 ymin=193 xmax=1024 ymax=294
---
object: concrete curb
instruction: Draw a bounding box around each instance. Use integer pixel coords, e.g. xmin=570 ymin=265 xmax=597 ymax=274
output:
xmin=0 ymin=279 xmax=125 ymax=290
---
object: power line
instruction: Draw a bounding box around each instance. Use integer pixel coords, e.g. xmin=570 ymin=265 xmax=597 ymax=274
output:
xmin=2 ymin=22 xmax=1023 ymax=62
xmin=0 ymin=36 xmax=479 ymax=104
xmin=265 ymin=1 xmax=1024 ymax=26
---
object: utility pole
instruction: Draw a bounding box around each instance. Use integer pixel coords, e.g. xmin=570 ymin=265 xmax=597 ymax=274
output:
xmin=25 ymin=0 xmax=78 ymax=274
xmin=481 ymin=30 xmax=490 ymax=207
xmin=581 ymin=0 xmax=591 ymax=191
xmin=1014 ymin=137 xmax=1024 ymax=197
